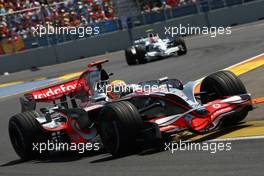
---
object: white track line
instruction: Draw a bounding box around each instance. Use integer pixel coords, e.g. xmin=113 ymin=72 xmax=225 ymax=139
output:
xmin=208 ymin=135 xmax=264 ymax=142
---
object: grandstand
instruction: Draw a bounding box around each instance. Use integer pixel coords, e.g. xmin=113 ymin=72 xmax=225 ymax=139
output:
xmin=0 ymin=0 xmax=260 ymax=55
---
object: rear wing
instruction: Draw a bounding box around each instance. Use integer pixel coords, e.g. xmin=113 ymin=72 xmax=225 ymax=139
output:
xmin=20 ymin=59 xmax=109 ymax=112
xmin=20 ymin=79 xmax=80 ymax=112
xmin=25 ymin=79 xmax=79 ymax=102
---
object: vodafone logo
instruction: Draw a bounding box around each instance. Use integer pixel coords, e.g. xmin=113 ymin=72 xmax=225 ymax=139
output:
xmin=31 ymin=80 xmax=79 ymax=100
xmin=211 ymin=107 xmax=232 ymax=119
xmin=212 ymin=104 xmax=221 ymax=109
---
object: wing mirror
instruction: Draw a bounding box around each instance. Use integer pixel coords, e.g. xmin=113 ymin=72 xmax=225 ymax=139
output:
xmin=20 ymin=97 xmax=36 ymax=112
xmin=158 ymin=77 xmax=169 ymax=84
xmin=177 ymin=80 xmax=184 ymax=90
xmin=40 ymin=108 xmax=50 ymax=114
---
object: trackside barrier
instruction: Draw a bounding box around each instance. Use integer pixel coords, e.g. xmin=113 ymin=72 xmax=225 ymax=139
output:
xmin=0 ymin=0 xmax=264 ymax=73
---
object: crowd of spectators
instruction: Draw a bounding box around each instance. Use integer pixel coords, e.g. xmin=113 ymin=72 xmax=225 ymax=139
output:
xmin=137 ymin=0 xmax=196 ymax=13
xmin=0 ymin=0 xmax=200 ymax=41
xmin=0 ymin=0 xmax=116 ymax=40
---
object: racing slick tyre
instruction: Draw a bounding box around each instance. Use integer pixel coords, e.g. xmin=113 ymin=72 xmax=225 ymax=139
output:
xmin=9 ymin=111 xmax=48 ymax=160
xmin=125 ymin=47 xmax=137 ymax=65
xmin=174 ymin=38 xmax=187 ymax=56
xmin=98 ymin=101 xmax=143 ymax=156
xmin=200 ymin=70 xmax=248 ymax=126
xmin=136 ymin=46 xmax=147 ymax=64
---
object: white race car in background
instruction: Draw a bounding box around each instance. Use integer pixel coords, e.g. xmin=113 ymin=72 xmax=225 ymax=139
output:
xmin=125 ymin=33 xmax=187 ymax=65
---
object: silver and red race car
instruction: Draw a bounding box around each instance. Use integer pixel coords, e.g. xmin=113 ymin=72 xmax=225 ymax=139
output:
xmin=9 ymin=59 xmax=253 ymax=159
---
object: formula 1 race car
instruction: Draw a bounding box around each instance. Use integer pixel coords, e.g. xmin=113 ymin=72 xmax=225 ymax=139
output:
xmin=125 ymin=33 xmax=187 ymax=65
xmin=9 ymin=59 xmax=253 ymax=160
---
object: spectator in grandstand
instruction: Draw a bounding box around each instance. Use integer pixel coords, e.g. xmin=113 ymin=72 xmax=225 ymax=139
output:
xmin=0 ymin=17 xmax=9 ymax=40
xmin=138 ymin=0 xmax=196 ymax=13
xmin=0 ymin=0 xmax=117 ymax=41
xmin=0 ymin=0 xmax=6 ymax=14
xmin=140 ymin=0 xmax=163 ymax=13
xmin=166 ymin=0 xmax=180 ymax=8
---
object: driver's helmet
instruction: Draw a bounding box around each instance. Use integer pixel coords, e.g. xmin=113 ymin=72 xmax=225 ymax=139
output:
xmin=148 ymin=33 xmax=158 ymax=43
xmin=107 ymin=80 xmax=127 ymax=100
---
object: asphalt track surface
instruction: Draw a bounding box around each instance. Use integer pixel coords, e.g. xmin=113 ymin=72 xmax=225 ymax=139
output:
xmin=0 ymin=21 xmax=264 ymax=176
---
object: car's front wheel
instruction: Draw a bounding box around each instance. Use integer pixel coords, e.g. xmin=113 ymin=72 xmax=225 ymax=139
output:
xmin=136 ymin=46 xmax=147 ymax=64
xmin=125 ymin=47 xmax=137 ymax=65
xmin=200 ymin=70 xmax=249 ymax=126
xmin=174 ymin=38 xmax=187 ymax=56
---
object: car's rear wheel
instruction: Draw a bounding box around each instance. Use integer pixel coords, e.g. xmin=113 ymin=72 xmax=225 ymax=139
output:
xmin=98 ymin=101 xmax=143 ymax=156
xmin=200 ymin=70 xmax=248 ymax=126
xmin=174 ymin=38 xmax=187 ymax=56
xmin=9 ymin=111 xmax=48 ymax=160
xmin=125 ymin=47 xmax=137 ymax=65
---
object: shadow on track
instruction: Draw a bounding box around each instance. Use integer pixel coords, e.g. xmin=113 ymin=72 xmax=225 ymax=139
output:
xmin=0 ymin=150 xmax=106 ymax=167
xmin=1 ymin=122 xmax=251 ymax=166
xmin=34 ymin=150 xmax=107 ymax=164
xmin=89 ymin=145 xmax=165 ymax=163
xmin=0 ymin=159 xmax=25 ymax=167
xmin=89 ymin=122 xmax=251 ymax=163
